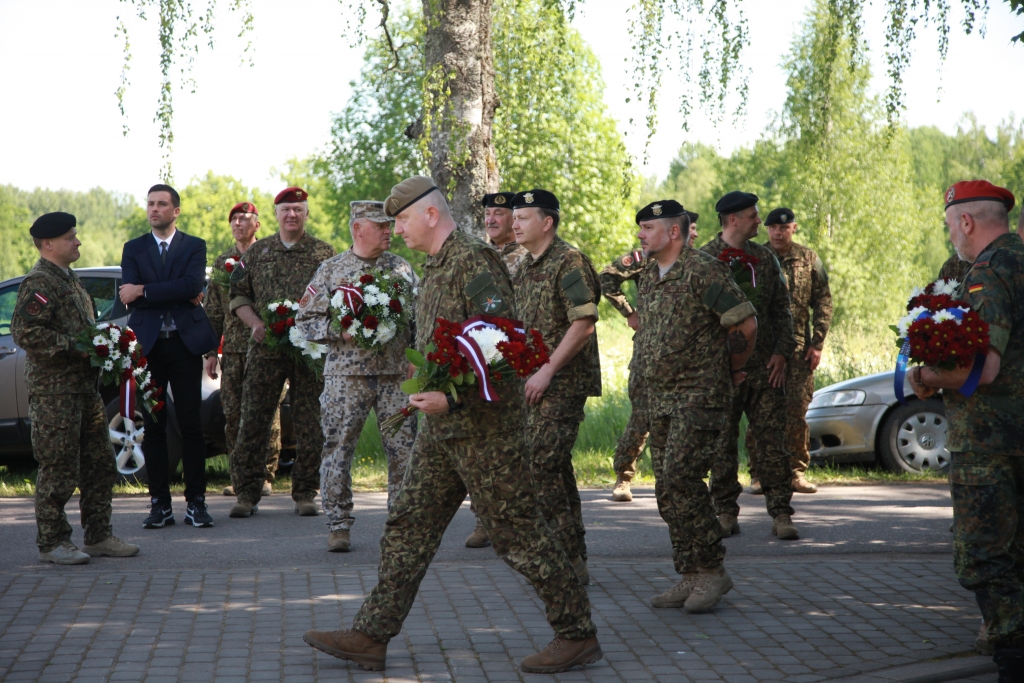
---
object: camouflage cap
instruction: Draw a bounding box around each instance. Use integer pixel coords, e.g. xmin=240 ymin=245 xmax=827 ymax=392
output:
xmin=384 ymin=175 xmax=440 ymax=218
xmin=350 ymin=201 xmax=391 ymax=224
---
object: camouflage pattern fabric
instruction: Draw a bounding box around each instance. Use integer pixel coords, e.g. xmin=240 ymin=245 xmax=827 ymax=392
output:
xmin=612 ymin=366 xmax=650 ymax=481
xmin=765 ymin=241 xmax=832 ymax=355
xmin=494 ymin=241 xmax=531 ymax=279
xmin=220 ymin=352 xmax=282 ymax=486
xmin=513 ymin=235 xmax=602 ymax=399
xmin=351 ymin=431 xmax=596 ymax=644
xmin=939 ymin=253 xmax=973 ymax=283
xmin=946 ymin=233 xmax=1024 ymax=455
xmin=12 ymin=259 xmax=116 ymax=552
xmin=648 ymin=410 xmax=727 ymax=573
xmin=526 ymin=396 xmax=588 ymax=560
xmin=349 ymin=228 xmax=595 ymax=644
xmin=207 ymin=245 xmax=251 ymax=353
xmin=599 ymin=249 xmax=649 ymax=318
xmin=710 ymin=372 xmax=796 ymax=519
xmin=950 ymin=451 xmax=1024 ymax=648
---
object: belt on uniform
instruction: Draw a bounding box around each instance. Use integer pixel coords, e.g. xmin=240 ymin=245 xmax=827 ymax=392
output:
xmin=157 ymin=330 xmax=179 ymax=339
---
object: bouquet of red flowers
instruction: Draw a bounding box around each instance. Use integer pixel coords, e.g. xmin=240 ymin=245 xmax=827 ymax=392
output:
xmin=379 ymin=315 xmax=550 ymax=436
xmin=717 ymin=247 xmax=760 ymax=307
xmin=328 ymin=269 xmax=412 ymax=351
xmin=210 ymin=256 xmax=240 ymax=288
xmin=262 ymin=299 xmax=328 ymax=378
xmin=76 ymin=323 xmax=163 ymax=418
xmin=891 ymin=278 xmax=989 ymax=402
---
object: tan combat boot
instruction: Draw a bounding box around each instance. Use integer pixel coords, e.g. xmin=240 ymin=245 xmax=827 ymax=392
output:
xmin=792 ymin=474 xmax=818 ymax=494
xmin=571 ymin=556 xmax=590 ymax=585
xmin=464 ymin=518 xmax=491 ymax=548
xmin=39 ymin=541 xmax=90 ymax=565
xmin=520 ymin=636 xmax=603 ymax=673
xmin=717 ymin=513 xmax=740 ymax=537
xmin=749 ymin=479 xmax=763 ymax=495
xmin=328 ymin=529 xmax=351 ymax=553
xmin=772 ymin=513 xmax=799 ymax=540
xmin=683 ymin=565 xmax=734 ymax=613
xmin=295 ymin=500 xmax=320 ymax=516
xmin=229 ymin=500 xmax=257 ymax=518
xmin=303 ymin=629 xmax=387 ymax=671
xmin=262 ymin=481 xmax=273 ymax=496
xmin=650 ymin=572 xmax=699 ymax=608
xmin=222 ymin=485 xmax=235 ymax=496
xmin=83 ymin=535 xmax=140 ymax=557
xmin=611 ymin=476 xmax=633 ymax=502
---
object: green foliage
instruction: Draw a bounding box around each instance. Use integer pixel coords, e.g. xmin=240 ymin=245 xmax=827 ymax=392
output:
xmin=174 ymin=172 xmax=277 ymax=261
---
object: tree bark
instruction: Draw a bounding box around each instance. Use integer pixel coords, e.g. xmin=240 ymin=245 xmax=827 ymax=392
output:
xmin=421 ymin=0 xmax=499 ymax=238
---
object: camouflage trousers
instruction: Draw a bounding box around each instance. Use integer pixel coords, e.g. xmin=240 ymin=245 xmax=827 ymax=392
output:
xmin=612 ymin=368 xmax=649 ymax=481
xmin=234 ymin=346 xmax=324 ymax=505
xmin=351 ymin=431 xmax=596 ymax=643
xmin=29 ymin=393 xmax=117 ymax=552
xmin=649 ymin=409 xmax=726 ymax=574
xmin=220 ymin=352 xmax=281 ymax=486
xmin=950 ymin=452 xmax=1024 ymax=648
xmin=526 ymin=397 xmax=588 ymax=561
xmin=709 ymin=373 xmax=795 ymax=519
xmin=319 ymin=373 xmax=416 ymax=532
xmin=748 ymin=353 xmax=815 ymax=475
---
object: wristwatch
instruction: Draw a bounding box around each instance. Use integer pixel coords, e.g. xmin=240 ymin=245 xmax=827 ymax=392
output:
xmin=446 ymin=393 xmax=463 ymax=413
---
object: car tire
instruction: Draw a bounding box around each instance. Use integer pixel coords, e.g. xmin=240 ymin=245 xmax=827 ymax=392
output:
xmin=105 ymin=398 xmax=183 ymax=485
xmin=878 ymin=398 xmax=951 ymax=474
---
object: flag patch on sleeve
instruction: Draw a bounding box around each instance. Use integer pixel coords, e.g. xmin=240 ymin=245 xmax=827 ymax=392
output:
xmin=33 ymin=292 xmax=49 ymax=304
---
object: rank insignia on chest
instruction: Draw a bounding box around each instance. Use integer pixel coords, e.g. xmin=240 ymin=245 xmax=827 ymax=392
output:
xmin=969 ymin=283 xmax=984 ymax=294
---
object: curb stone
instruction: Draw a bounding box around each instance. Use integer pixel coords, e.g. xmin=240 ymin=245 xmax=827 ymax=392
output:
xmin=825 ymin=654 xmax=996 ymax=683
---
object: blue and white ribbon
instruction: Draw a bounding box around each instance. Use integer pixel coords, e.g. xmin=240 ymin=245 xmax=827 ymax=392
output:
xmin=894 ymin=308 xmax=985 ymax=404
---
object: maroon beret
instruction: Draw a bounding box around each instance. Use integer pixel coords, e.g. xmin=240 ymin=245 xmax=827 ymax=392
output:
xmin=229 ymin=201 xmax=258 ymax=219
xmin=274 ymin=187 xmax=309 ymax=205
xmin=944 ymin=180 xmax=1015 ymax=212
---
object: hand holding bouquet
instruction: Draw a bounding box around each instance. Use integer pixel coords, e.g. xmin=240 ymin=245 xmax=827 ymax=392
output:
xmin=210 ymin=257 xmax=239 ymax=288
xmin=262 ymin=299 xmax=328 ymax=377
xmin=76 ymin=323 xmax=163 ymax=418
xmin=328 ymin=270 xmax=411 ymax=351
xmin=717 ymin=247 xmax=760 ymax=307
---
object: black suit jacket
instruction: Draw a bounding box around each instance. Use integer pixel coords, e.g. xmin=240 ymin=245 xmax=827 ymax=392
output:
xmin=120 ymin=230 xmax=219 ymax=357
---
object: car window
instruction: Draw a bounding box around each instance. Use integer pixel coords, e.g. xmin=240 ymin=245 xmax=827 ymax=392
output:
xmin=0 ymin=284 xmax=18 ymax=337
xmin=80 ymin=276 xmax=127 ymax=322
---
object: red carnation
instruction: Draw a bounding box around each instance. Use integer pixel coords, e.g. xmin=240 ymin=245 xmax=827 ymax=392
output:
xmin=341 ymin=315 xmax=354 ymax=329
xmin=364 ymin=315 xmax=379 ymax=330
xmin=123 ymin=328 xmax=136 ymax=341
xmin=286 ymin=317 xmax=295 ymax=327
xmin=154 ymin=401 xmax=165 ymax=413
xmin=272 ymin=321 xmax=287 ymax=335
xmin=360 ymin=273 xmax=375 ymax=285
xmin=388 ymin=299 xmax=403 ymax=313
xmin=119 ymin=336 xmax=131 ymax=352
xmin=95 ymin=345 xmax=110 ymax=357
xmin=224 ymin=262 xmax=234 ymax=273
xmin=138 ymin=356 xmax=148 ymax=368
xmin=152 ymin=387 xmax=163 ymax=398
xmin=122 ymin=368 xmax=133 ymax=381
xmin=276 ymin=304 xmax=290 ymax=317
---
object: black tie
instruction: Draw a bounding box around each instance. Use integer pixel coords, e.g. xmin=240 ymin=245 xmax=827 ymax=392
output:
xmin=160 ymin=242 xmax=172 ymax=328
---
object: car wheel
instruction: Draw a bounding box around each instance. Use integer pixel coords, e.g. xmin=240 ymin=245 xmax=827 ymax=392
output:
xmin=105 ymin=398 xmax=183 ymax=484
xmin=878 ymin=398 xmax=950 ymax=473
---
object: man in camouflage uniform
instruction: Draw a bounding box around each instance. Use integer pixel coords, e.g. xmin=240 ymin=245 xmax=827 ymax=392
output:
xmin=759 ymin=207 xmax=833 ymax=494
xmin=938 ymin=253 xmax=973 ymax=283
xmin=204 ymin=201 xmax=280 ymax=498
xmin=701 ymin=192 xmax=799 ymax=541
xmin=511 ymin=189 xmax=602 ymax=585
xmin=227 ymin=187 xmax=336 ymax=518
xmin=633 ymin=200 xmax=758 ymax=613
xmin=12 ymin=212 xmax=139 ymax=565
xmin=463 ymin=191 xmax=531 ymax=548
xmin=601 ymin=212 xmax=699 ymax=502
xmin=295 ymin=200 xmax=418 ymax=552
xmin=908 ymin=180 xmax=1024 ymax=681
xmin=304 ymin=176 xmax=601 ymax=675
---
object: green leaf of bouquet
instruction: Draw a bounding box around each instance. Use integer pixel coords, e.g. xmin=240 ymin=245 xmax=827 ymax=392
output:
xmin=400 ymin=378 xmax=421 ymax=394
xmin=406 ymin=348 xmax=426 ymax=366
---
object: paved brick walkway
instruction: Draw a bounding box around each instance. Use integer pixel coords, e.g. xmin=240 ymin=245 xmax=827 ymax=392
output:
xmin=0 ymin=557 xmax=994 ymax=683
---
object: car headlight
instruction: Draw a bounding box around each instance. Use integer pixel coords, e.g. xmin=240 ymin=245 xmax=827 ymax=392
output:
xmin=809 ymin=390 xmax=866 ymax=409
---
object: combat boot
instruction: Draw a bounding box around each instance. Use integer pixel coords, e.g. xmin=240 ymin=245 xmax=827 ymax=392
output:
xmin=465 ymin=518 xmax=491 ymax=548
xmin=83 ymin=535 xmax=140 ymax=558
xmin=303 ymin=629 xmax=387 ymax=671
xmin=749 ymin=479 xmax=764 ymax=495
xmin=295 ymin=500 xmax=320 ymax=516
xmin=222 ymin=485 xmax=235 ymax=496
xmin=976 ymin=619 xmax=995 ymax=656
xmin=229 ymin=500 xmax=257 ymax=518
xmin=717 ymin=513 xmax=740 ymax=537
xmin=683 ymin=565 xmax=733 ymax=613
xmin=994 ymin=647 xmax=1024 ymax=683
xmin=611 ymin=476 xmax=633 ymax=502
xmin=262 ymin=481 xmax=273 ymax=496
xmin=792 ymin=475 xmax=818 ymax=493
xmin=328 ymin=529 xmax=351 ymax=553
xmin=772 ymin=514 xmax=799 ymax=540
xmin=571 ymin=556 xmax=590 ymax=585
xmin=520 ymin=636 xmax=603 ymax=673
xmin=650 ymin=572 xmax=698 ymax=608
xmin=39 ymin=541 xmax=90 ymax=565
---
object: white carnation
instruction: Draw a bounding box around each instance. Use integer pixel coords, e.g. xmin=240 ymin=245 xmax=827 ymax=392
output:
xmin=288 ymin=327 xmax=307 ymax=348
xmin=102 ymin=360 xmax=114 ymax=371
xmin=364 ymin=284 xmax=380 ymax=295
xmin=375 ymin=322 xmax=396 ymax=346
xmin=934 ymin=278 xmax=960 ymax=296
xmin=363 ymin=327 xmax=374 ymax=338
xmin=268 ymin=303 xmax=278 ymax=311
xmin=128 ymin=340 xmax=138 ymax=354
xmin=92 ymin=335 xmax=108 ymax=346
xmin=330 ymin=291 xmax=346 ymax=310
xmin=467 ymin=327 xmax=509 ymax=365
xmin=932 ymin=309 xmax=959 ymax=324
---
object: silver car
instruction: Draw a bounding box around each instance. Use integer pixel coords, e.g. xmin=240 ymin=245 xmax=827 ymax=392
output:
xmin=807 ymin=370 xmax=950 ymax=473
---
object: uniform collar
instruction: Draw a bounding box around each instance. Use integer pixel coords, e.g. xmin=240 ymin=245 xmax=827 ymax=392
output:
xmin=37 ymin=257 xmax=74 ymax=280
xmin=425 ymin=229 xmax=462 ymax=268
xmin=526 ymin=235 xmax=564 ymax=268
xmin=275 ymin=231 xmax=310 ymax=250
xmin=979 ymin=232 xmax=1022 ymax=256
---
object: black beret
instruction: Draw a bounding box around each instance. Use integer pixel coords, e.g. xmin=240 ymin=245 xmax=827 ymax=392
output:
xmin=482 ymin=192 xmax=515 ymax=208
xmin=765 ymin=207 xmax=795 ymax=225
xmin=511 ymin=189 xmax=559 ymax=212
xmin=635 ymin=199 xmax=686 ymax=224
xmin=686 ymin=210 xmax=699 ymax=224
xmin=30 ymin=212 xmax=76 ymax=239
xmin=715 ymin=191 xmax=759 ymax=216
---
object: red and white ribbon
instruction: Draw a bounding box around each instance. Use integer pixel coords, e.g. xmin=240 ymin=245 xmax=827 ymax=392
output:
xmin=455 ymin=316 xmax=525 ymax=402
xmin=747 ymin=263 xmax=757 ymax=288
xmin=336 ymin=283 xmax=364 ymax=316
xmin=120 ymin=376 xmax=137 ymax=420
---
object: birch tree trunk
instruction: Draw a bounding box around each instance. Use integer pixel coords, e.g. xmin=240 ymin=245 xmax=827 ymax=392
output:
xmin=420 ymin=0 xmax=499 ymax=238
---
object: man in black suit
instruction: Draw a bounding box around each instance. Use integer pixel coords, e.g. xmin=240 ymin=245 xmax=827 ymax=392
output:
xmin=119 ymin=184 xmax=219 ymax=529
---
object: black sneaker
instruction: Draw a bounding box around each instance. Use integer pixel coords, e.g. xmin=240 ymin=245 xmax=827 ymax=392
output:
xmin=184 ymin=496 xmax=214 ymax=528
xmin=143 ymin=499 xmax=175 ymax=529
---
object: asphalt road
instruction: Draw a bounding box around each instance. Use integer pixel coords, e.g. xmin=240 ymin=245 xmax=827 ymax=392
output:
xmin=0 ymin=483 xmax=954 ymax=573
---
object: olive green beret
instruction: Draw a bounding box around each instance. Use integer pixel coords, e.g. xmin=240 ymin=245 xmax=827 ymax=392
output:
xmin=384 ymin=176 xmax=441 ymax=218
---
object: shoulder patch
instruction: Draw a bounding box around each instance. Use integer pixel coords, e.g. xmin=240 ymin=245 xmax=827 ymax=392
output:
xmin=702 ymin=280 xmax=742 ymax=315
xmin=465 ymin=271 xmax=508 ymax=315
xmin=560 ymin=267 xmax=594 ymax=307
xmin=229 ymin=260 xmax=247 ymax=284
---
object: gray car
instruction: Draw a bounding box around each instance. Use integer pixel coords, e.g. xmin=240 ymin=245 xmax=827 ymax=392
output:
xmin=808 ymin=370 xmax=950 ymax=473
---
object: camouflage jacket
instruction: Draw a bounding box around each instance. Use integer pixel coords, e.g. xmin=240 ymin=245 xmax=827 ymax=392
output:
xmin=228 ymin=232 xmax=336 ymax=352
xmin=206 ymin=244 xmax=251 ymax=355
xmin=492 ymin=241 xmax=531 ymax=279
xmin=599 ymin=249 xmax=650 ymax=318
xmin=945 ymin=233 xmax=1024 ymax=455
xmin=513 ymin=236 xmax=602 ymax=399
xmin=635 ymin=248 xmax=756 ymax=416
xmin=295 ymin=248 xmax=419 ymax=376
xmin=701 ymin=234 xmax=796 ymax=375
xmin=766 ymin=241 xmax=832 ymax=353
xmin=938 ymin=253 xmax=972 ymax=283
xmin=11 ymin=258 xmax=98 ymax=395
xmin=419 ymin=229 xmax=524 ymax=441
